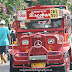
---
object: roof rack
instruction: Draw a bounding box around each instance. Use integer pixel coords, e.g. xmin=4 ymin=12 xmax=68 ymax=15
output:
xmin=25 ymin=4 xmax=68 ymax=10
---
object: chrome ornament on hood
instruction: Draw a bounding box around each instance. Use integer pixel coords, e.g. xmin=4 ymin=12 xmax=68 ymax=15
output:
xmin=34 ymin=40 xmax=42 ymax=46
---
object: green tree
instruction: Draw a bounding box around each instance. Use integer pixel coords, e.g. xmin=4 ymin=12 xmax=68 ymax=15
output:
xmin=67 ymin=4 xmax=72 ymax=13
xmin=32 ymin=0 xmax=68 ymax=6
xmin=0 ymin=0 xmax=28 ymax=26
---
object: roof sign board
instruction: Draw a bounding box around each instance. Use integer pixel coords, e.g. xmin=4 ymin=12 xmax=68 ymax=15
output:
xmin=17 ymin=9 xmax=63 ymax=21
xmin=27 ymin=9 xmax=63 ymax=19
xmin=17 ymin=10 xmax=27 ymax=21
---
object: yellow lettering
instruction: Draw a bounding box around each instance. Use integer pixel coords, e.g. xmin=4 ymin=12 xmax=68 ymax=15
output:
xmin=26 ymin=49 xmax=28 ymax=52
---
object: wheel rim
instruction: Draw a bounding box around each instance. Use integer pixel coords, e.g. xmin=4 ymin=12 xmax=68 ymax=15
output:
xmin=66 ymin=55 xmax=70 ymax=71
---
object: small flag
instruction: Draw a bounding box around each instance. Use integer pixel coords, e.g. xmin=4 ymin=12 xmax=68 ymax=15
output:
xmin=60 ymin=3 xmax=62 ymax=9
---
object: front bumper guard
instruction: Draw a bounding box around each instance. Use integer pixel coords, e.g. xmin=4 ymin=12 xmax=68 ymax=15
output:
xmin=13 ymin=46 xmax=65 ymax=69
xmin=13 ymin=51 xmax=64 ymax=69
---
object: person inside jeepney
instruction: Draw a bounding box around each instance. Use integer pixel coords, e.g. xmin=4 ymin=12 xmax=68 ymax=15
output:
xmin=52 ymin=21 xmax=58 ymax=28
xmin=29 ymin=20 xmax=52 ymax=28
xmin=51 ymin=19 xmax=61 ymax=28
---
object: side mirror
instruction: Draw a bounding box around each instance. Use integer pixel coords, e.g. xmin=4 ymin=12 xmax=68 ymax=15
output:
xmin=67 ymin=19 xmax=72 ymax=26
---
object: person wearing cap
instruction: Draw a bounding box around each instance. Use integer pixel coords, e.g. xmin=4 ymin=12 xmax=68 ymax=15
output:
xmin=0 ymin=20 xmax=11 ymax=64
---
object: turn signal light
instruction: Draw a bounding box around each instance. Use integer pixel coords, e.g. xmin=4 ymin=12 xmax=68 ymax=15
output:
xmin=14 ymin=41 xmax=17 ymax=44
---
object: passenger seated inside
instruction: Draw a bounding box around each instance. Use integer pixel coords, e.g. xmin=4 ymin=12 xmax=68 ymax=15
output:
xmin=52 ymin=21 xmax=58 ymax=28
xmin=31 ymin=20 xmax=52 ymax=28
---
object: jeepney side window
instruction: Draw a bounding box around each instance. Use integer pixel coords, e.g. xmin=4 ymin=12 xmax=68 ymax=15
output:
xmin=65 ymin=28 xmax=68 ymax=33
xmin=20 ymin=21 xmax=27 ymax=29
xmin=64 ymin=15 xmax=71 ymax=33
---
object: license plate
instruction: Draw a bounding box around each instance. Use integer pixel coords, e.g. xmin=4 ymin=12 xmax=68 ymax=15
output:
xmin=31 ymin=62 xmax=46 ymax=68
xmin=29 ymin=55 xmax=47 ymax=60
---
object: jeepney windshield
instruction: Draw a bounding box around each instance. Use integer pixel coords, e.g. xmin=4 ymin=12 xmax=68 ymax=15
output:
xmin=19 ymin=18 xmax=62 ymax=29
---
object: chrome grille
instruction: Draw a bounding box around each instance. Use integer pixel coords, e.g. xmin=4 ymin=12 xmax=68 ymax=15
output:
xmin=30 ymin=38 xmax=46 ymax=55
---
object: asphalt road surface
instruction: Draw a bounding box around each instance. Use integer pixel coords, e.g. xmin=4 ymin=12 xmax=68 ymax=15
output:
xmin=0 ymin=61 xmax=10 ymax=72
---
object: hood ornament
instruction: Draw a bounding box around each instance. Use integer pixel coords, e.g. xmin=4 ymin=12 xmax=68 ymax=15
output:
xmin=34 ymin=40 xmax=42 ymax=46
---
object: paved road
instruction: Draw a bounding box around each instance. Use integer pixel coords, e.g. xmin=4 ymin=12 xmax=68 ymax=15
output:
xmin=0 ymin=61 xmax=10 ymax=72
xmin=0 ymin=61 xmax=72 ymax=72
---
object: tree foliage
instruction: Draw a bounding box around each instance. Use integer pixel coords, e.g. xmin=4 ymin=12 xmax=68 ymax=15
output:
xmin=32 ymin=0 xmax=68 ymax=6
xmin=0 ymin=0 xmax=28 ymax=26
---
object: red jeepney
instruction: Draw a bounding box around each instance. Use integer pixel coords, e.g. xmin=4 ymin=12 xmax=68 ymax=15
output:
xmin=9 ymin=4 xmax=72 ymax=72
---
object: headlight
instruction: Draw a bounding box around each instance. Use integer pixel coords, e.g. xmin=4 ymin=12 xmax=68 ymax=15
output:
xmin=48 ymin=38 xmax=55 ymax=44
xmin=22 ymin=40 xmax=29 ymax=45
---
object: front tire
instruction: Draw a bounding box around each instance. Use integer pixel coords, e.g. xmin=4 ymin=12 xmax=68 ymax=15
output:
xmin=64 ymin=52 xmax=70 ymax=72
xmin=10 ymin=54 xmax=19 ymax=72
xmin=53 ymin=52 xmax=70 ymax=72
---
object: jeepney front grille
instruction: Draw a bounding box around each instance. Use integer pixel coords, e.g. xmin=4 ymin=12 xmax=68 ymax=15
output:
xmin=32 ymin=38 xmax=45 ymax=46
xmin=30 ymin=38 xmax=46 ymax=55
